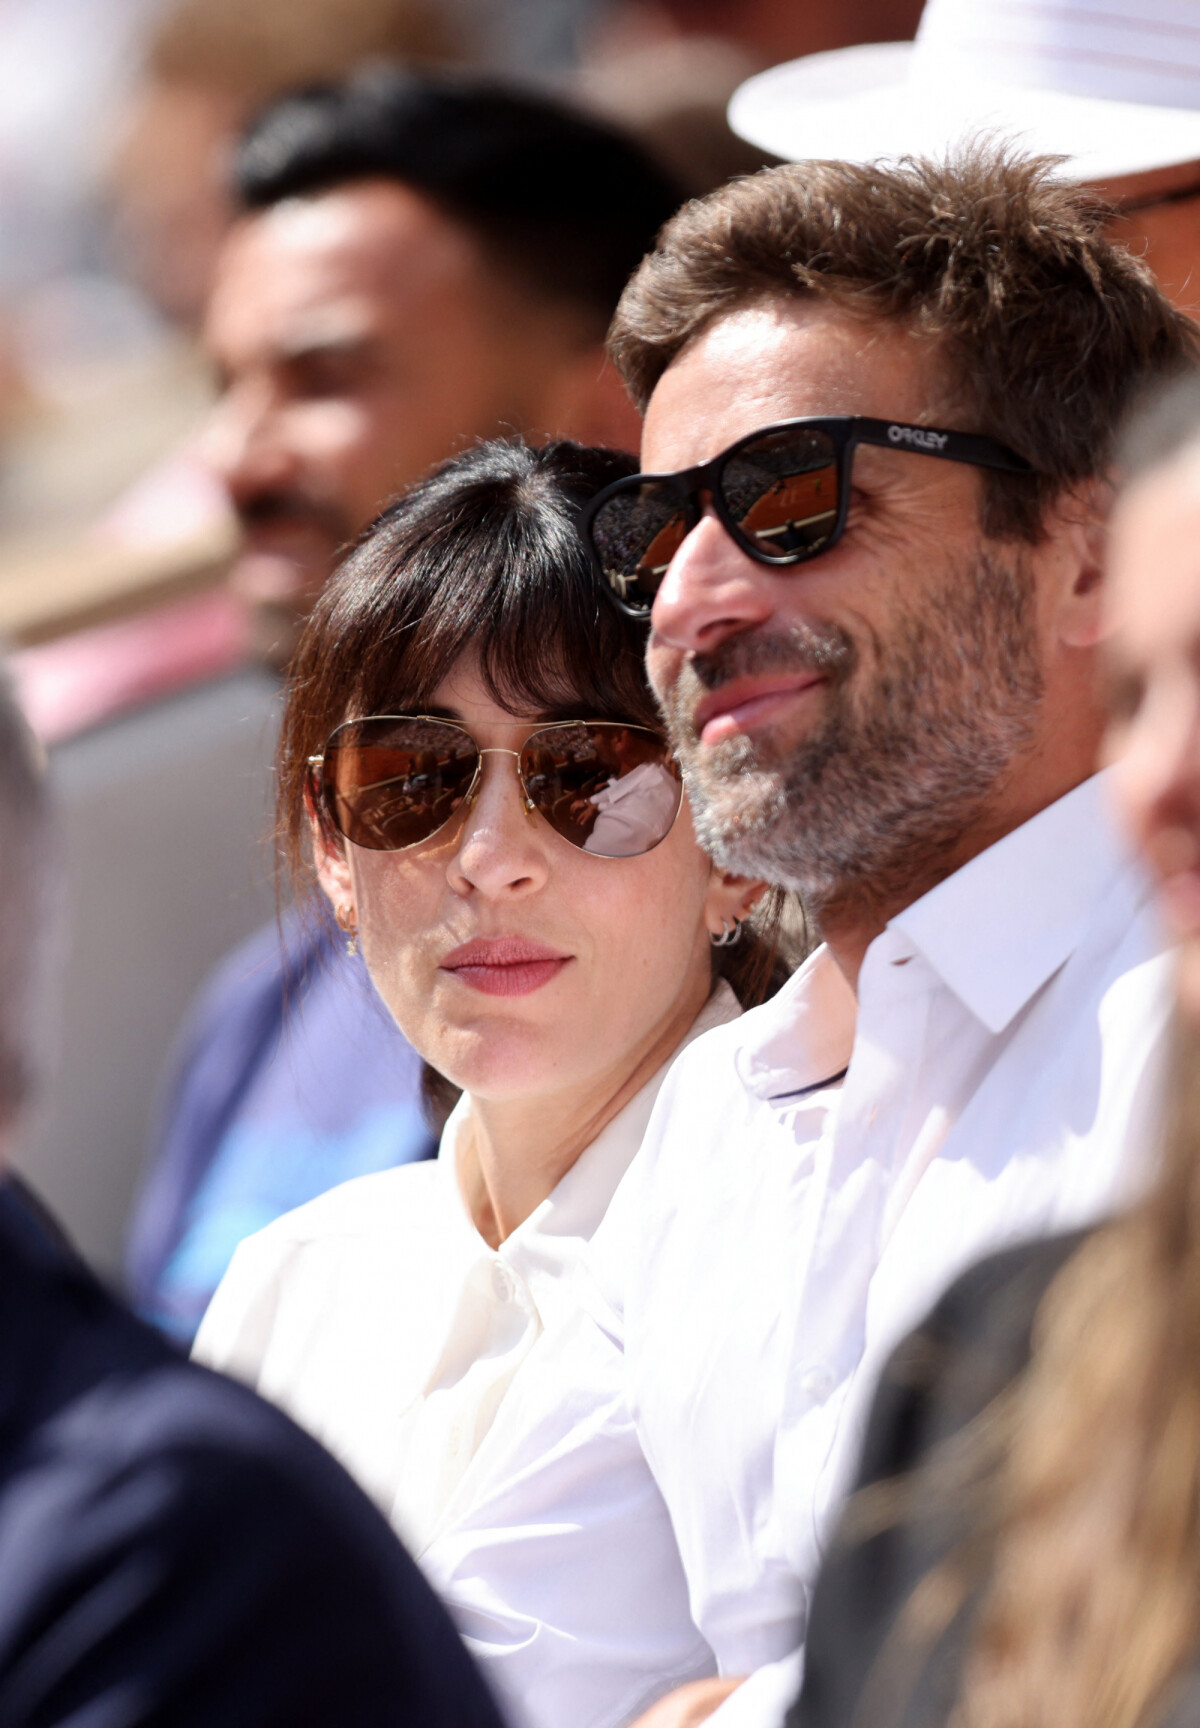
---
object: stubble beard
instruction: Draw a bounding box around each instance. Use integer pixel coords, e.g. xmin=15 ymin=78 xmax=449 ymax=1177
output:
xmin=657 ymin=546 xmax=1045 ymax=924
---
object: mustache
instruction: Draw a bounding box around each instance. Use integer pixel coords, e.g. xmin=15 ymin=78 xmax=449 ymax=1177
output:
xmin=662 ymin=622 xmax=856 ymax=739
xmin=689 ymin=622 xmax=854 ymax=690
xmin=236 ymin=489 xmax=352 ymax=542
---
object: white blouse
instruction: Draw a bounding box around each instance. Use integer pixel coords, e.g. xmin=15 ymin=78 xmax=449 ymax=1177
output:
xmin=193 ymin=982 xmax=741 ymax=1556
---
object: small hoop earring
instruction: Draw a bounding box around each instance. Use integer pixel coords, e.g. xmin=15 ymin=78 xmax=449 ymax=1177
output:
xmin=710 ymin=918 xmax=743 ymax=948
xmin=335 ymin=903 xmax=359 ymax=958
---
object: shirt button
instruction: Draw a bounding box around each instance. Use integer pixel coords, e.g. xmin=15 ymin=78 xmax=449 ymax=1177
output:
xmin=492 ymin=1262 xmax=514 ymax=1301
xmin=800 ymin=1365 xmax=835 ymax=1403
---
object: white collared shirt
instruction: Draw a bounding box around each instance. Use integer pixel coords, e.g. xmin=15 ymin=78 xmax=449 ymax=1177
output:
xmin=422 ymin=774 xmax=1175 ymax=1728
xmin=192 ymin=983 xmax=740 ymax=1567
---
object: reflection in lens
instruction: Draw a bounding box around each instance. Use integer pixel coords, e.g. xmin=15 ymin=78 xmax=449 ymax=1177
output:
xmin=590 ymin=484 xmax=688 ymax=612
xmin=725 ymin=429 xmax=839 ymax=558
xmin=521 ymin=723 xmax=682 ymax=857
xmin=325 ymin=717 xmax=478 ymax=850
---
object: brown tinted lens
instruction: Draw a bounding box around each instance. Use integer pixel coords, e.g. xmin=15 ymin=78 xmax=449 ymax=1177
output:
xmin=323 ymin=717 xmax=478 ymax=850
xmin=589 ymin=482 xmax=688 ymax=614
xmin=722 ymin=427 xmax=839 ymax=560
xmin=520 ymin=723 xmax=682 ymax=858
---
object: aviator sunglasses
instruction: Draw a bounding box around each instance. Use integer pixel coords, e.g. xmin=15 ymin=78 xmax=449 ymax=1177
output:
xmin=308 ymin=714 xmax=684 ymax=859
xmin=581 ymin=415 xmax=1034 ymax=618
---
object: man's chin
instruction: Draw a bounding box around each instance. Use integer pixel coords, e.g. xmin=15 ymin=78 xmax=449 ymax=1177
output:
xmin=229 ymin=546 xmax=336 ymax=613
xmin=229 ymin=549 xmax=336 ymax=669
xmin=686 ymin=763 xmax=790 ymax=868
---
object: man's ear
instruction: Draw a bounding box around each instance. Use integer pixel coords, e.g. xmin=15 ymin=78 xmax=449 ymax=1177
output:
xmin=704 ymin=869 xmax=768 ymax=939
xmin=1050 ymin=474 xmax=1114 ymax=650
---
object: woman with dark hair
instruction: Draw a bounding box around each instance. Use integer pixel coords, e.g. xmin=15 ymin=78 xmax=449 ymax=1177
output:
xmin=784 ymin=368 xmax=1200 ymax=1728
xmin=195 ymin=438 xmax=778 ymax=1568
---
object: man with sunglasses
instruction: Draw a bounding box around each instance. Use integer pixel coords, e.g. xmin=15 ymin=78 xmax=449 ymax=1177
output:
xmin=413 ymin=152 xmax=1200 ymax=1728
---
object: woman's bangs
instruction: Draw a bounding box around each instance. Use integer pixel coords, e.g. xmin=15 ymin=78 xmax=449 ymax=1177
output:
xmin=475 ymin=618 xmax=656 ymax=728
xmin=342 ymin=513 xmax=657 ymax=728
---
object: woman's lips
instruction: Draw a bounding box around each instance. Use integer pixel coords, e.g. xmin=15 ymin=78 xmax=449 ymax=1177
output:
xmin=694 ymin=673 xmax=826 ymax=746
xmin=439 ymin=937 xmax=571 ymax=997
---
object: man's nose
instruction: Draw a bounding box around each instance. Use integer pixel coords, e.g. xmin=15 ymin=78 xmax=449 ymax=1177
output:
xmin=650 ymin=512 xmax=776 ymax=654
xmin=448 ymin=754 xmax=551 ymax=899
xmin=198 ymin=382 xmax=296 ymax=503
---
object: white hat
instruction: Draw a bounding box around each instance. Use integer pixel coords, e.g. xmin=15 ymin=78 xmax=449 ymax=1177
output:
xmin=728 ymin=0 xmax=1200 ymax=183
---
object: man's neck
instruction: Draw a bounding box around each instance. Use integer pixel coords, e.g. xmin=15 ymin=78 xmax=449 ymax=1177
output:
xmin=817 ymin=759 xmax=1099 ymax=994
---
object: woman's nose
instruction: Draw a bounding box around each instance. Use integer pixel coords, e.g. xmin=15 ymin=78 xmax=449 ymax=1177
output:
xmin=447 ymin=753 xmax=551 ymax=898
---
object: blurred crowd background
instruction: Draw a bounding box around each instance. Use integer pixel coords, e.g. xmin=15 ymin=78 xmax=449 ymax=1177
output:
xmin=0 ymin=0 xmax=923 ymax=1281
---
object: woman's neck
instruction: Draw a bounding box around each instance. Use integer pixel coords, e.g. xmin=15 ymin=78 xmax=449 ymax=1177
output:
xmin=456 ymin=976 xmax=714 ymax=1249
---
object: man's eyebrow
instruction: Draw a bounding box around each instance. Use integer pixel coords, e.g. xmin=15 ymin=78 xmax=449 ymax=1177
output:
xmin=275 ymin=330 xmax=378 ymax=363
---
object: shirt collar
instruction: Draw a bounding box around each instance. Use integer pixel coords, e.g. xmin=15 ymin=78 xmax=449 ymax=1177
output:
xmin=735 ymin=948 xmax=857 ymax=1102
xmin=887 ymin=771 xmax=1147 ymax=1035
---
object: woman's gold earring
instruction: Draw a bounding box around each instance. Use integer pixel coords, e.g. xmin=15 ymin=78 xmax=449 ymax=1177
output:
xmin=335 ymin=903 xmax=359 ymax=957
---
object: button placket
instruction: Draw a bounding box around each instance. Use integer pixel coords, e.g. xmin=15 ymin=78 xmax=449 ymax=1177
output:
xmin=774 ymin=947 xmax=934 ymax=1575
xmin=798 ymin=1364 xmax=835 ymax=1404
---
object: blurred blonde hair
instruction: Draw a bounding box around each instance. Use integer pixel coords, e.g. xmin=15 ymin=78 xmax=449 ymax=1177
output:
xmin=953 ymin=1021 xmax=1200 ymax=1728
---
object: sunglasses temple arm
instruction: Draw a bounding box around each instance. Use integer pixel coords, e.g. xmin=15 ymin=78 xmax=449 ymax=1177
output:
xmin=851 ymin=418 xmax=1031 ymax=473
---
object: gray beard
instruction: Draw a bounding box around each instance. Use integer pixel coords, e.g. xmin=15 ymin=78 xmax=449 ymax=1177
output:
xmin=657 ymin=546 xmax=1044 ymax=920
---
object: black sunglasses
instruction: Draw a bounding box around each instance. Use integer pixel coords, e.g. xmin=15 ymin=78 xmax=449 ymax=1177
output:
xmin=581 ymin=415 xmax=1034 ymax=618
xmin=308 ymin=715 xmax=684 ymax=860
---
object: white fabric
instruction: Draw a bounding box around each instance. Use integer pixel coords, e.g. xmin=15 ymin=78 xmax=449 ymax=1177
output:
xmin=193 ymin=981 xmax=739 ymax=1557
xmin=709 ymin=1655 xmax=805 ymax=1728
xmin=728 ymin=0 xmax=1200 ymax=181
xmin=422 ymin=773 xmax=1174 ymax=1728
xmin=584 ymin=761 xmax=680 ymax=856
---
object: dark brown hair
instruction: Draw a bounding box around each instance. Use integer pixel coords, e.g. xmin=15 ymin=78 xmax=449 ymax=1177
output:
xmin=278 ymin=438 xmax=793 ymax=1120
xmin=609 ymin=148 xmax=1200 ymax=540
xmin=233 ymin=68 xmax=685 ymax=338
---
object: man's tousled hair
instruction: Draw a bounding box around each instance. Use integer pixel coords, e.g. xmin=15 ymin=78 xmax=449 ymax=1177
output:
xmin=610 ymin=147 xmax=1200 ymax=539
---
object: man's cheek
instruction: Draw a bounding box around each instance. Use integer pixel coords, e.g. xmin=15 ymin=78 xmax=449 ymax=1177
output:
xmin=645 ymin=642 xmax=683 ymax=705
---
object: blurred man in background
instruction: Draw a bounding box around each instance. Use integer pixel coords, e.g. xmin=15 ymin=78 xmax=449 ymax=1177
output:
xmin=204 ymin=69 xmax=676 ymax=658
xmin=0 ymin=662 xmax=507 ymax=1728
xmin=125 ymin=69 xmax=685 ymax=1343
